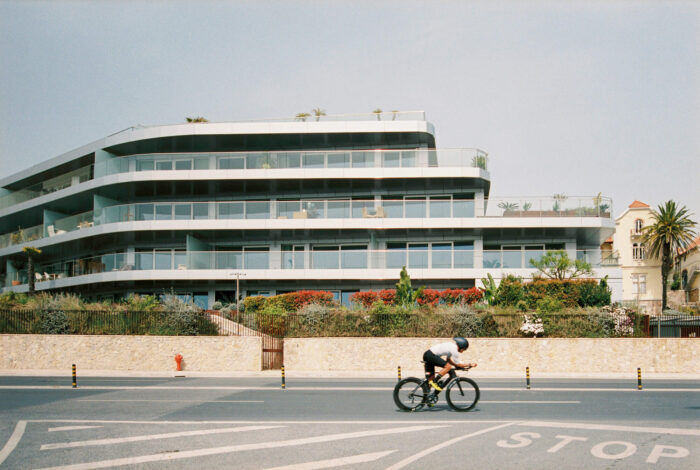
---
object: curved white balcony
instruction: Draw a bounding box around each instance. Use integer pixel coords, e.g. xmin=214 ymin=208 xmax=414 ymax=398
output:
xmin=2 ymin=248 xmax=620 ymax=291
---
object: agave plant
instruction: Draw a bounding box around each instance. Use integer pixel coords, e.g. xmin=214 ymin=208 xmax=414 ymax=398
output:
xmin=498 ymin=201 xmax=519 ymax=212
xmin=312 ymin=108 xmax=326 ymax=121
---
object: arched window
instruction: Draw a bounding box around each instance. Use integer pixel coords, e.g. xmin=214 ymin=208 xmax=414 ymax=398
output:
xmin=632 ymin=243 xmax=645 ymax=260
xmin=633 ymin=219 xmax=643 ymax=235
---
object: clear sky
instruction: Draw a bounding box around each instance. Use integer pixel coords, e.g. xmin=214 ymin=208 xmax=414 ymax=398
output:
xmin=1 ymin=0 xmax=698 ymax=219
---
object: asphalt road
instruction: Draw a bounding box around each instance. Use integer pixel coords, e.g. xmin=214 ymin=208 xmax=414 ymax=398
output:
xmin=0 ymin=375 xmax=698 ymax=469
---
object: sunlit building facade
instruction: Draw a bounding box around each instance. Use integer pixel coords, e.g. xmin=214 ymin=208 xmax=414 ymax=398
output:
xmin=0 ymin=112 xmax=620 ymax=308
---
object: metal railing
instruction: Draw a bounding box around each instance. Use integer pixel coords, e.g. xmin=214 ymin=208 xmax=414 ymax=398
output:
xmin=93 ymin=148 xmax=489 ymax=176
xmin=485 ymin=196 xmax=612 ymax=218
xmin=0 ymin=248 xmax=619 ymax=288
xmin=0 ymin=309 xmax=657 ymax=338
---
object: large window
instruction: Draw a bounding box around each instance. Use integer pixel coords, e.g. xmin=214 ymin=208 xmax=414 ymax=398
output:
xmin=387 ymin=242 xmax=473 ymax=269
xmin=631 ymin=274 xmax=647 ymax=295
xmin=634 ymin=219 xmax=644 ymax=235
xmin=632 ymin=243 xmax=646 ymax=261
xmin=282 ymin=245 xmax=305 ymax=269
xmin=311 ymin=245 xmax=367 ymax=269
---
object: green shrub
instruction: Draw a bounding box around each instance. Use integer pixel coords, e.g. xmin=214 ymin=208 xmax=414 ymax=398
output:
xmin=536 ymin=297 xmax=563 ymax=314
xmin=516 ymin=300 xmax=529 ymax=312
xmin=35 ymin=310 xmax=70 ymax=334
xmin=243 ymin=296 xmax=267 ymax=314
xmin=494 ymin=275 xmax=524 ymax=306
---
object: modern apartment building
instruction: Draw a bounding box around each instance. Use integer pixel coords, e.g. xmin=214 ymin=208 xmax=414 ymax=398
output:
xmin=0 ymin=112 xmax=620 ymax=308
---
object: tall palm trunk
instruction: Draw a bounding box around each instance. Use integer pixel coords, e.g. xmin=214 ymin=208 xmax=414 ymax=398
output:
xmin=661 ymin=243 xmax=671 ymax=310
xmin=27 ymin=253 xmax=35 ymax=293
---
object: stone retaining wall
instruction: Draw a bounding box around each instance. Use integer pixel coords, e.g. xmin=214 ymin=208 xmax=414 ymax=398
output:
xmin=1 ymin=335 xmax=698 ymax=374
xmin=0 ymin=335 xmax=261 ymax=371
xmin=284 ymin=337 xmax=700 ymax=374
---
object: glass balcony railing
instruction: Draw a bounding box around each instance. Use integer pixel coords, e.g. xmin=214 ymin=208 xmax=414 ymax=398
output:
xmin=92 ymin=198 xmax=476 ymax=224
xmin=0 ymin=165 xmax=92 ymax=211
xmin=0 ymin=249 xmax=619 ymax=288
xmin=485 ymin=196 xmax=613 ymax=218
xmin=94 ymin=148 xmax=489 ymax=176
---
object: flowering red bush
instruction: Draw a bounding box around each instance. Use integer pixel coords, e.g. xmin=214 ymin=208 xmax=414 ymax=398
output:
xmin=463 ymin=287 xmax=484 ymax=304
xmin=441 ymin=287 xmax=483 ymax=305
xmin=292 ymin=290 xmax=334 ymax=309
xmin=350 ymin=291 xmax=380 ymax=308
xmin=378 ymin=289 xmax=396 ymax=305
xmin=417 ymin=288 xmax=441 ymax=306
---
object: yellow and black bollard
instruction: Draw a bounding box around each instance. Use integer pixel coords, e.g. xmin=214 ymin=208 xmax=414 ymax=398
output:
xmin=72 ymin=364 xmax=77 ymax=389
xmin=281 ymin=364 xmax=286 ymax=390
xmin=637 ymin=367 xmax=642 ymax=390
xmin=526 ymin=366 xmax=531 ymax=390
xmin=398 ymin=366 xmax=402 ymax=382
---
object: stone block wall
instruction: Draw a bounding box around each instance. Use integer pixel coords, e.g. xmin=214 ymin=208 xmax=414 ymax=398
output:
xmin=284 ymin=337 xmax=700 ymax=374
xmin=0 ymin=335 xmax=261 ymax=371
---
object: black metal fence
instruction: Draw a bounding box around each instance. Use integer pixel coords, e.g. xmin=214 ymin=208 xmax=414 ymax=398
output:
xmin=0 ymin=309 xmax=218 ymax=336
xmin=3 ymin=309 xmax=698 ymax=338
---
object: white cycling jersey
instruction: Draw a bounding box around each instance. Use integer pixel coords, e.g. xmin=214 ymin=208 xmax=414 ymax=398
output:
xmin=429 ymin=342 xmax=461 ymax=363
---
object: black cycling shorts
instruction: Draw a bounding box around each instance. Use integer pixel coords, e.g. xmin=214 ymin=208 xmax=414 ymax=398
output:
xmin=423 ymin=350 xmax=447 ymax=375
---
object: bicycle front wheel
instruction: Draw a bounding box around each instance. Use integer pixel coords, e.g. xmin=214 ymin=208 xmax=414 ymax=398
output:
xmin=445 ymin=377 xmax=479 ymax=411
xmin=393 ymin=378 xmax=429 ymax=412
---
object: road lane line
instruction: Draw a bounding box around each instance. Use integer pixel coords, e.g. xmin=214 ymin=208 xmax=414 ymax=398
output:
xmin=481 ymin=401 xmax=580 ymax=404
xmin=34 ymin=425 xmax=444 ymax=470
xmin=40 ymin=425 xmax=283 ymax=450
xmin=261 ymin=450 xmax=396 ymax=469
xmin=385 ymin=422 xmax=517 ymax=470
xmin=0 ymin=420 xmax=26 ymax=466
xmin=49 ymin=426 xmax=103 ymax=432
xmin=76 ymin=399 xmax=264 ymax=403
xmin=2 ymin=385 xmax=699 ymax=392
xmin=29 ymin=419 xmax=509 ymax=425
xmin=520 ymin=421 xmax=700 ymax=436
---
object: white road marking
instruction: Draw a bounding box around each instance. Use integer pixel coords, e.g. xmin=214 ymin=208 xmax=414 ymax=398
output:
xmin=0 ymin=420 xmax=26 ymax=466
xmin=40 ymin=425 xmax=282 ymax=450
xmin=261 ymin=450 xmax=396 ymax=469
xmin=76 ymin=399 xmax=264 ymax=403
xmin=521 ymin=421 xmax=700 ymax=436
xmin=30 ymin=419 xmax=507 ymax=425
xmin=1 ymin=385 xmax=699 ymax=392
xmin=33 ymin=425 xmax=444 ymax=470
xmin=384 ymin=422 xmax=517 ymax=470
xmin=481 ymin=401 xmax=580 ymax=404
xmin=48 ymin=426 xmax=103 ymax=432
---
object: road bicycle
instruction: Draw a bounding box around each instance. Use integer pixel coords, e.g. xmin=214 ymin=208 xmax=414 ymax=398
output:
xmin=393 ymin=366 xmax=479 ymax=412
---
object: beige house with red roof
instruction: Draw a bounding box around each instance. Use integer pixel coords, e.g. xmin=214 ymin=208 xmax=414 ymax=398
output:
xmin=613 ymin=201 xmax=663 ymax=314
xmin=677 ymin=234 xmax=700 ymax=304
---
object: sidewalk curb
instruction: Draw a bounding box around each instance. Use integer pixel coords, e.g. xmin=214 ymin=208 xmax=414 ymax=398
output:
xmin=2 ymin=369 xmax=699 ymax=380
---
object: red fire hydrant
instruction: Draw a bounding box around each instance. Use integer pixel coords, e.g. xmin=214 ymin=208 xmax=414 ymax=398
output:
xmin=175 ymin=354 xmax=183 ymax=371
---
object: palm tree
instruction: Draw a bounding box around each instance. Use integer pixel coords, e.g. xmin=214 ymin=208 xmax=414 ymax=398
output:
xmin=185 ymin=117 xmax=209 ymax=123
xmin=312 ymin=108 xmax=326 ymax=121
xmin=372 ymin=108 xmax=383 ymax=120
xmin=641 ymin=200 xmax=697 ymax=310
xmin=22 ymin=246 xmax=42 ymax=294
xmin=295 ymin=112 xmax=311 ymax=122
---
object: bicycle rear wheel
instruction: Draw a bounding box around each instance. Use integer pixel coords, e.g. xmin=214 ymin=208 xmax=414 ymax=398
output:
xmin=445 ymin=377 xmax=479 ymax=411
xmin=393 ymin=378 xmax=429 ymax=411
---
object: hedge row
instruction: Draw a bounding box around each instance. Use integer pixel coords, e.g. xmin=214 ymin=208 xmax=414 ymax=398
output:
xmin=350 ymin=287 xmax=484 ymax=308
xmin=243 ymin=290 xmax=334 ymax=314
xmin=494 ymin=277 xmax=611 ymax=308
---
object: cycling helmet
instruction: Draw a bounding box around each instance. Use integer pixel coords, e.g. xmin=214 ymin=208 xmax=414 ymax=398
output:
xmin=454 ymin=336 xmax=469 ymax=350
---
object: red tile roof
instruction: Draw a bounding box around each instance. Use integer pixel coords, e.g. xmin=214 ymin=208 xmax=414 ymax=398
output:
xmin=678 ymin=234 xmax=700 ymax=255
xmin=628 ymin=200 xmax=649 ymax=208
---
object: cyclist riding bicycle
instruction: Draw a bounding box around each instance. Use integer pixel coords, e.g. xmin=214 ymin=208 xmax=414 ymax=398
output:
xmin=424 ymin=336 xmax=477 ymax=392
